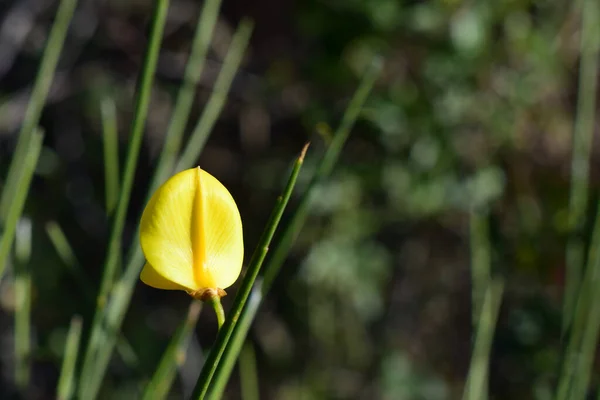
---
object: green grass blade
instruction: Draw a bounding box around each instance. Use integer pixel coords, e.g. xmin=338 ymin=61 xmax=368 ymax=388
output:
xmin=564 ymin=153 xmax=600 ymax=399
xmin=78 ymin=16 xmax=254 ymax=398
xmin=0 ymin=129 xmax=44 ymax=280
xmin=57 ymin=316 xmax=83 ymax=400
xmin=101 ymin=97 xmax=120 ymax=215
xmin=555 ymin=0 xmax=600 ymax=397
xmin=45 ymin=221 xmax=139 ymax=369
xmin=151 ymin=0 xmax=223 ymax=189
xmin=190 ymin=144 xmax=309 ymax=400
xmin=207 ymin=59 xmax=382 ymax=394
xmin=462 ymin=280 xmax=503 ymax=400
xmin=469 ymin=208 xmax=491 ymax=400
xmin=141 ymin=301 xmax=202 ymax=400
xmin=78 ymin=0 xmax=170 ymax=397
xmin=14 ymin=218 xmax=32 ymax=390
xmin=175 ymin=18 xmax=254 ymax=172
xmin=563 ymin=0 xmax=600 ymax=334
xmin=0 ymin=0 xmax=77 ymax=222
xmin=239 ymin=342 xmax=259 ymax=400
xmin=470 ymin=209 xmax=491 ymax=326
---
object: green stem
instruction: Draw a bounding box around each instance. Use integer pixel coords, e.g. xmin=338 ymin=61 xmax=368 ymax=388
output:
xmin=470 ymin=208 xmax=491 ymax=328
xmin=14 ymin=218 xmax=32 ymax=390
xmin=101 ymin=97 xmax=120 ymax=215
xmin=57 ymin=316 xmax=83 ymax=400
xmin=462 ymin=280 xmax=504 ymax=400
xmin=563 ymin=0 xmax=600 ymax=334
xmin=556 ymin=0 xmax=600 ymax=397
xmin=0 ymin=129 xmax=44 ymax=280
xmin=208 ymin=296 xmax=225 ymax=330
xmin=190 ymin=143 xmax=309 ymax=400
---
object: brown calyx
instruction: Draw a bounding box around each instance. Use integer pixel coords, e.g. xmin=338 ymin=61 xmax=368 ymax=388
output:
xmin=188 ymin=287 xmax=227 ymax=300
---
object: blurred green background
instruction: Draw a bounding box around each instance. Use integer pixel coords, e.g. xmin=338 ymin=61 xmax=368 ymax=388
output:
xmin=0 ymin=0 xmax=588 ymax=398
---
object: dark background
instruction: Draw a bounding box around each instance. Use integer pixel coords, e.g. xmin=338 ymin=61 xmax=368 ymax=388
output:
xmin=0 ymin=0 xmax=587 ymax=398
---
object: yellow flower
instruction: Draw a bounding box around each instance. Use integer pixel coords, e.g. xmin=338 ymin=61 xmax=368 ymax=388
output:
xmin=139 ymin=167 xmax=243 ymax=298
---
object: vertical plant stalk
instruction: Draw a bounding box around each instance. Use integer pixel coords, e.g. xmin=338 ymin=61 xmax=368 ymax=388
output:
xmin=57 ymin=316 xmax=83 ymax=400
xmin=175 ymin=18 xmax=254 ymax=171
xmin=469 ymin=208 xmax=491 ymax=400
xmin=207 ymin=58 xmax=382 ymax=397
xmin=142 ymin=301 xmax=202 ymax=400
xmin=0 ymin=130 xmax=44 ymax=280
xmin=0 ymin=0 xmax=77 ymax=222
xmin=151 ymin=0 xmax=223 ymax=189
xmin=239 ymin=342 xmax=260 ymax=400
xmin=563 ymin=0 xmax=600 ymax=334
xmin=470 ymin=209 xmax=491 ymax=327
xmin=101 ymin=97 xmax=120 ymax=215
xmin=555 ymin=1 xmax=600 ymax=398
xmin=462 ymin=280 xmax=503 ymax=400
xmin=78 ymin=1 xmax=170 ymax=398
xmin=14 ymin=218 xmax=32 ymax=390
xmin=190 ymin=143 xmax=309 ymax=400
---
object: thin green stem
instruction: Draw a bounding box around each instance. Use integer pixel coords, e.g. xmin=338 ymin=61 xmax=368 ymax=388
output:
xmin=101 ymin=97 xmax=120 ymax=215
xmin=555 ymin=0 xmax=600 ymax=397
xmin=142 ymin=301 xmax=202 ymax=400
xmin=469 ymin=208 xmax=491 ymax=400
xmin=462 ymin=280 xmax=504 ymax=400
xmin=470 ymin=209 xmax=491 ymax=327
xmin=57 ymin=316 xmax=83 ymax=400
xmin=563 ymin=0 xmax=600 ymax=334
xmin=190 ymin=143 xmax=310 ymax=400
xmin=208 ymin=296 xmax=226 ymax=330
xmin=175 ymin=19 xmax=254 ymax=171
xmin=14 ymin=218 xmax=32 ymax=390
xmin=78 ymin=1 xmax=170 ymax=397
xmin=0 ymin=0 xmax=77 ymax=222
xmin=207 ymin=59 xmax=382 ymax=395
xmin=0 ymin=129 xmax=44 ymax=280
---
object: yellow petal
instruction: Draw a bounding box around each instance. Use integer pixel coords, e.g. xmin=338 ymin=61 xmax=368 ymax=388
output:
xmin=192 ymin=168 xmax=244 ymax=289
xmin=139 ymin=167 xmax=243 ymax=291
xmin=140 ymin=262 xmax=189 ymax=291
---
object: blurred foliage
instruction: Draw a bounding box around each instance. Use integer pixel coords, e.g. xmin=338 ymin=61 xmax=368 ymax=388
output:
xmin=0 ymin=0 xmax=592 ymax=399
